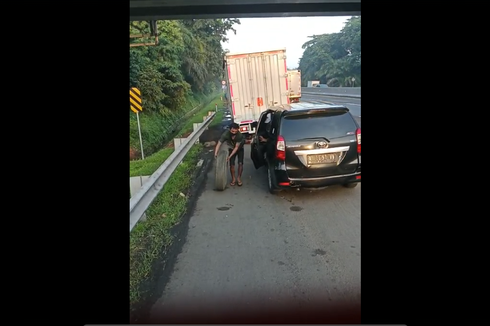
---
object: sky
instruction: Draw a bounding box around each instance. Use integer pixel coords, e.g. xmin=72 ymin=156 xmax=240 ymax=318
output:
xmin=221 ymin=16 xmax=352 ymax=69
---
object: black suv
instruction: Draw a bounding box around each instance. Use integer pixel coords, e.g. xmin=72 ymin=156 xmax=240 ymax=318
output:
xmin=250 ymin=102 xmax=361 ymax=194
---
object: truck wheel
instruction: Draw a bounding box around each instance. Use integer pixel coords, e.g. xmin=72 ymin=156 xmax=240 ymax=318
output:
xmin=215 ymin=148 xmax=228 ymax=191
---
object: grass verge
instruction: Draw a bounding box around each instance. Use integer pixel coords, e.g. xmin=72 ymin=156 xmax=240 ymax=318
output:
xmin=130 ymin=148 xmax=174 ymax=177
xmin=130 ymin=143 xmax=203 ymax=306
xmin=129 ymin=94 xmax=226 ymax=307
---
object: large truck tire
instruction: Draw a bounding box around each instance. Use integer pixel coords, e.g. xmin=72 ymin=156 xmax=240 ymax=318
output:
xmin=214 ymin=148 xmax=228 ymax=191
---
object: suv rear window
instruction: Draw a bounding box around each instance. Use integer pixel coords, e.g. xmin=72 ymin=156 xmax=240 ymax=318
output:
xmin=280 ymin=111 xmax=357 ymax=140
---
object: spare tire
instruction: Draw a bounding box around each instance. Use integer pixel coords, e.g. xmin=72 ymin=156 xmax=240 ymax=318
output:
xmin=214 ymin=148 xmax=228 ymax=191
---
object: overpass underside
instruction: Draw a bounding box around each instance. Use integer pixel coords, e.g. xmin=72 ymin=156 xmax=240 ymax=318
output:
xmin=130 ymin=0 xmax=361 ymax=21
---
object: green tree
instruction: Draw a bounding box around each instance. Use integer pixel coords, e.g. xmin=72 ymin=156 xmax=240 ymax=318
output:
xmin=299 ymin=16 xmax=360 ymax=87
xmin=180 ymin=19 xmax=240 ymax=93
xmin=129 ymin=18 xmax=240 ymax=158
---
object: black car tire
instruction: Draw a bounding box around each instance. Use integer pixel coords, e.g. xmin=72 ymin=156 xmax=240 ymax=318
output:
xmin=215 ymin=148 xmax=228 ymax=191
xmin=267 ymin=164 xmax=281 ymax=194
xmin=343 ymin=183 xmax=358 ymax=188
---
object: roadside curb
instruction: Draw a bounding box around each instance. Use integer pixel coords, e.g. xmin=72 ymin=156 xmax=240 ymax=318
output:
xmin=192 ymin=149 xmax=214 ymax=192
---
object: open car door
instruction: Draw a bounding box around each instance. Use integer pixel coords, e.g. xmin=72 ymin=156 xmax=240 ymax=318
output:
xmin=250 ymin=110 xmax=272 ymax=169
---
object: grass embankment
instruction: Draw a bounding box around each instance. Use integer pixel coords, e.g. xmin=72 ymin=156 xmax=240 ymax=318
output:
xmin=130 ymin=92 xmax=218 ymax=159
xmin=130 ymin=94 xmax=222 ymax=177
xmin=175 ymin=95 xmax=224 ymax=137
xmin=129 ymin=94 xmax=225 ymax=307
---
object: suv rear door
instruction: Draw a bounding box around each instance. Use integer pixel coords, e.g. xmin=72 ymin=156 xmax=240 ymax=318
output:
xmin=279 ymin=108 xmax=360 ymax=178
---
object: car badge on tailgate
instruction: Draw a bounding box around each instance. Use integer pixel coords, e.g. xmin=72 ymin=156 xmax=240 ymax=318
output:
xmin=316 ymin=141 xmax=328 ymax=148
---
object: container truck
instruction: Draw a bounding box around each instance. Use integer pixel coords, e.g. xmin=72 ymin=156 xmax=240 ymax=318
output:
xmin=307 ymin=80 xmax=320 ymax=87
xmin=223 ymin=48 xmax=290 ymax=139
xmin=287 ymin=69 xmax=301 ymax=103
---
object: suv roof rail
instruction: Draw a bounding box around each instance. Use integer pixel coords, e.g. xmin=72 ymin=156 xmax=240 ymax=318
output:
xmin=267 ymin=104 xmax=293 ymax=111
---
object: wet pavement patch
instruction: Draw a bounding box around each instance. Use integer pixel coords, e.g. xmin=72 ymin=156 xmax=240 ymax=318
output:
xmin=313 ymin=249 xmax=326 ymax=256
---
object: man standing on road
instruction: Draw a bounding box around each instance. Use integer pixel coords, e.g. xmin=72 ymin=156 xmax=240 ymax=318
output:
xmin=214 ymin=122 xmax=245 ymax=186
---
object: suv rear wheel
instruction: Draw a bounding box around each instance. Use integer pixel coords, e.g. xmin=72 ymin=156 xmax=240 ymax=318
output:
xmin=267 ymin=165 xmax=281 ymax=194
xmin=342 ymin=183 xmax=358 ymax=188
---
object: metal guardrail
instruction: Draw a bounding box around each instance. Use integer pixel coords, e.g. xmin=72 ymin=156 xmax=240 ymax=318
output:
xmin=130 ymin=112 xmax=216 ymax=232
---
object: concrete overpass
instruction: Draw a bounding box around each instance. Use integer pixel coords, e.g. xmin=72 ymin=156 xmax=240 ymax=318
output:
xmin=130 ymin=0 xmax=361 ymax=21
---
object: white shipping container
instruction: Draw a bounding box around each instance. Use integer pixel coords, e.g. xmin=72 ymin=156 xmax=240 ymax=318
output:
xmin=287 ymin=69 xmax=301 ymax=103
xmin=307 ymin=80 xmax=320 ymax=87
xmin=224 ymin=48 xmax=289 ymax=136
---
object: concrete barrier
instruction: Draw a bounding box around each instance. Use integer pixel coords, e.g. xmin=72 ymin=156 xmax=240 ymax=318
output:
xmin=301 ymin=87 xmax=360 ymax=98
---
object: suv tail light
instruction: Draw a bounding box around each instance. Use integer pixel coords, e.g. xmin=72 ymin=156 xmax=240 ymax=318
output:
xmin=276 ymin=135 xmax=286 ymax=161
xmin=356 ymin=128 xmax=361 ymax=153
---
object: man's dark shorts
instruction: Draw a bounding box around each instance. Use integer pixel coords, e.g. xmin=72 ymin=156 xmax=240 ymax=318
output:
xmin=228 ymin=146 xmax=244 ymax=165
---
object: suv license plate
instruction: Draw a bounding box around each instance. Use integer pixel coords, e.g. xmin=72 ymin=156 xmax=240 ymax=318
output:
xmin=307 ymin=153 xmax=339 ymax=164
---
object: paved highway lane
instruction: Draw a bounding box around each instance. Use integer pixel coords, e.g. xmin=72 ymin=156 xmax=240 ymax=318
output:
xmin=301 ymin=93 xmax=361 ymax=124
xmin=149 ymin=144 xmax=361 ymax=322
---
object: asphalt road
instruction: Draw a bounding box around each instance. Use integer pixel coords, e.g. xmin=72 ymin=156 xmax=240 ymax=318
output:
xmin=149 ymin=144 xmax=361 ymax=322
xmin=301 ymin=93 xmax=361 ymax=126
